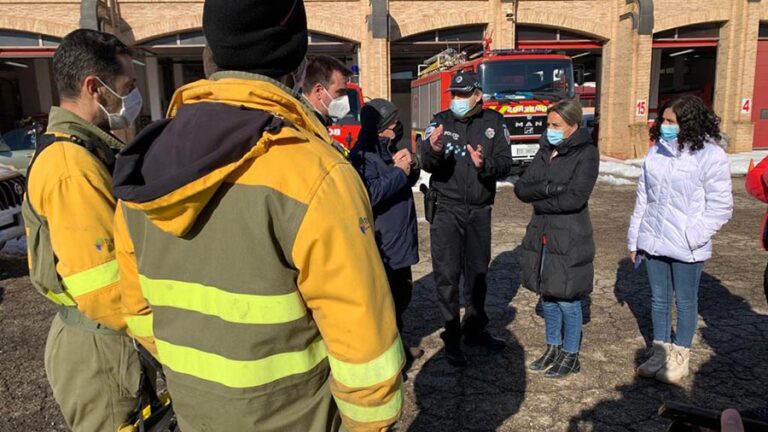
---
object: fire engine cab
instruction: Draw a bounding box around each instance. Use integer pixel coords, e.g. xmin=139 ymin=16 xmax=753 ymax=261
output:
xmin=327 ymin=82 xmax=365 ymax=149
xmin=411 ymin=47 xmax=576 ymax=168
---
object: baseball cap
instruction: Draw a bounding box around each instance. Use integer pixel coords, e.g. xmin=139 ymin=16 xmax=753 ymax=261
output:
xmin=448 ymin=71 xmax=482 ymax=93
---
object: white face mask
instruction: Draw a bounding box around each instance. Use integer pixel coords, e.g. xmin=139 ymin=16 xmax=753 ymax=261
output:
xmin=96 ymin=77 xmax=142 ymax=130
xmin=323 ymin=88 xmax=350 ymax=119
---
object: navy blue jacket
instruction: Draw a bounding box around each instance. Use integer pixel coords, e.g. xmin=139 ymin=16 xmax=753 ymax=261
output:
xmin=350 ymin=132 xmax=420 ymax=270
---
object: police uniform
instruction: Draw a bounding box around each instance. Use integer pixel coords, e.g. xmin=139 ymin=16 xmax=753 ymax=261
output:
xmin=418 ymin=72 xmax=513 ymax=354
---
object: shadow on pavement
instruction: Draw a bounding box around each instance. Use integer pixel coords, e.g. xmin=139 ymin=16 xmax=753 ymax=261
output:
xmin=406 ymin=248 xmax=526 ymax=431
xmin=566 ymin=258 xmax=768 ymax=431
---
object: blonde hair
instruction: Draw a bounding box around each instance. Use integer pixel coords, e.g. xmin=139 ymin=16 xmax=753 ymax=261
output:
xmin=548 ymin=99 xmax=583 ymax=128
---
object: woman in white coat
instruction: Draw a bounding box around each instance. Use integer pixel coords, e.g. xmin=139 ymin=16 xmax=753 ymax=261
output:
xmin=627 ymin=95 xmax=733 ymax=384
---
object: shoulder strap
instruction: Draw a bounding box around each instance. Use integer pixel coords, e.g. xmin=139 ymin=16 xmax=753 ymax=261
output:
xmin=27 ymin=133 xmax=115 ymax=187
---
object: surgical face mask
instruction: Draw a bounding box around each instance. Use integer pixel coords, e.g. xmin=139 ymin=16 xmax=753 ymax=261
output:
xmin=323 ymin=88 xmax=350 ymax=119
xmin=547 ymin=128 xmax=564 ymax=146
xmin=660 ymin=124 xmax=680 ymax=141
xmin=450 ymin=97 xmax=474 ymax=118
xmin=96 ymin=77 xmax=142 ymax=130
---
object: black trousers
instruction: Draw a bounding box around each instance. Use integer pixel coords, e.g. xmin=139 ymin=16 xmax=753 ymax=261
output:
xmin=430 ymin=203 xmax=492 ymax=343
xmin=385 ymin=265 xmax=413 ymax=332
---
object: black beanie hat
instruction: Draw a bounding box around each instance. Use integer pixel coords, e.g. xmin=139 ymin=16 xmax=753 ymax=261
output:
xmin=366 ymin=99 xmax=399 ymax=133
xmin=203 ymin=0 xmax=308 ymax=78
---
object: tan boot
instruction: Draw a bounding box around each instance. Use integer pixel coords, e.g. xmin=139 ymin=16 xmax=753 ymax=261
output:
xmin=655 ymin=344 xmax=690 ymax=384
xmin=637 ymin=341 xmax=670 ymax=378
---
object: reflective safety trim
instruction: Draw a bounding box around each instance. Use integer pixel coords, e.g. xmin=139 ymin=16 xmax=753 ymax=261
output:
xmin=335 ymin=387 xmax=404 ymax=423
xmin=126 ymin=314 xmax=154 ymax=338
xmin=62 ymin=260 xmax=119 ymax=298
xmin=139 ymin=275 xmax=307 ymax=324
xmin=328 ymin=336 xmax=404 ymax=388
xmin=45 ymin=290 xmax=76 ymax=306
xmin=155 ymin=337 xmax=328 ymax=389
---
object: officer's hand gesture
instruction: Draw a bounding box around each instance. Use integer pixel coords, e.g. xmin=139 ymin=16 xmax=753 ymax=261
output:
xmin=429 ymin=125 xmax=444 ymax=154
xmin=467 ymin=144 xmax=484 ymax=169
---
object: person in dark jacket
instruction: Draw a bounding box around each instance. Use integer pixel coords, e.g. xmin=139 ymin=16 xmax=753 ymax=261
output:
xmin=418 ymin=71 xmax=514 ymax=367
xmin=351 ymin=99 xmax=423 ymax=361
xmin=514 ymin=99 xmax=599 ymax=379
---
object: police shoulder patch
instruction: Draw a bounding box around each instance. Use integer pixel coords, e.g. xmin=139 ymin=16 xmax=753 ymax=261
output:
xmin=502 ymin=123 xmax=511 ymax=143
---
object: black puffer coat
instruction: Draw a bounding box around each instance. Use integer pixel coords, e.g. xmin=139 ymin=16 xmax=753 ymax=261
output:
xmin=514 ymin=128 xmax=599 ymax=299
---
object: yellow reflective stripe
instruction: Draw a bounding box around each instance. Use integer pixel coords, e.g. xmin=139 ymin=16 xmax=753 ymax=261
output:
xmin=62 ymin=260 xmax=119 ymax=298
xmin=328 ymin=336 xmax=404 ymax=388
xmin=126 ymin=314 xmax=153 ymax=338
xmin=45 ymin=290 xmax=76 ymax=306
xmin=139 ymin=275 xmax=307 ymax=324
xmin=335 ymin=387 xmax=404 ymax=423
xmin=155 ymin=338 xmax=328 ymax=388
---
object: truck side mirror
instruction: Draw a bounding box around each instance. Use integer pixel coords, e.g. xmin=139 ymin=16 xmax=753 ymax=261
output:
xmin=574 ymin=65 xmax=586 ymax=86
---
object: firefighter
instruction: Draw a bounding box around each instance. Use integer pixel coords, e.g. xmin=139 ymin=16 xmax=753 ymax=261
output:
xmin=22 ymin=29 xmax=142 ymax=431
xmin=302 ymin=54 xmax=352 ymax=127
xmin=419 ymin=71 xmax=514 ymax=367
xmin=113 ymin=1 xmax=404 ymax=431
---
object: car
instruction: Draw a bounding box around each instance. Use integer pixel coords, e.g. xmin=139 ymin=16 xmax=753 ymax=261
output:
xmin=0 ymin=126 xmax=38 ymax=175
xmin=0 ymin=163 xmax=27 ymax=251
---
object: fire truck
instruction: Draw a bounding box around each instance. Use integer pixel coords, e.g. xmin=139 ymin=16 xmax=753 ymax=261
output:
xmin=327 ymin=82 xmax=365 ymax=149
xmin=411 ymin=47 xmax=578 ymax=168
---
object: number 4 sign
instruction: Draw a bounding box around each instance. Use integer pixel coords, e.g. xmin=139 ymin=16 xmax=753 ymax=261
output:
xmin=636 ymin=100 xmax=647 ymax=117
xmin=741 ymin=98 xmax=752 ymax=114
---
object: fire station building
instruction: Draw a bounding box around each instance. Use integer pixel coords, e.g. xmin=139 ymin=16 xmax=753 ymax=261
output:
xmin=1 ymin=0 xmax=767 ymax=159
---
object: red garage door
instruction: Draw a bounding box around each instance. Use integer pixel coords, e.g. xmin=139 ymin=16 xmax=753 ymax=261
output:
xmin=753 ymin=30 xmax=768 ymax=148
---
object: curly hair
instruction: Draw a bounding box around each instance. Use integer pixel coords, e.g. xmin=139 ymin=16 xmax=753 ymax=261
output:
xmin=649 ymin=95 xmax=722 ymax=153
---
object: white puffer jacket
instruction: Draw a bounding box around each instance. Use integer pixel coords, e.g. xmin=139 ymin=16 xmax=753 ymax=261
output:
xmin=627 ymin=137 xmax=733 ymax=263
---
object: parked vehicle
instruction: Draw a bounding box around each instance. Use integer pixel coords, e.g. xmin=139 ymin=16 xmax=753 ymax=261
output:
xmin=0 ymin=123 xmax=41 ymax=175
xmin=411 ymin=47 xmax=579 ymax=171
xmin=0 ymin=163 xmax=27 ymax=251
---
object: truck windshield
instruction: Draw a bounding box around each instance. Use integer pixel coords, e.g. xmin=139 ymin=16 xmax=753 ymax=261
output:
xmin=479 ymin=60 xmax=574 ymax=100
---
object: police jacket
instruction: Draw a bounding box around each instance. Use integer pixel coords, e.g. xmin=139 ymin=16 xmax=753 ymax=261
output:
xmin=418 ymin=108 xmax=513 ymax=207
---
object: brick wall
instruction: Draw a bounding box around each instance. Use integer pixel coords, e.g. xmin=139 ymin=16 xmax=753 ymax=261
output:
xmin=0 ymin=0 xmax=763 ymax=156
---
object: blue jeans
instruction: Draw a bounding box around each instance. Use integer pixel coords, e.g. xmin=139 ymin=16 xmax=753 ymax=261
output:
xmin=645 ymin=254 xmax=704 ymax=348
xmin=542 ymin=297 xmax=583 ymax=353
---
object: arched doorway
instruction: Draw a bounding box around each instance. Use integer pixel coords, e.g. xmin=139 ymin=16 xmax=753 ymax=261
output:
xmin=650 ymin=22 xmax=722 ymax=118
xmin=0 ymin=30 xmax=60 ymax=133
xmin=515 ymin=25 xmax=605 ymax=136
xmin=752 ymin=22 xmax=768 ymax=149
xmin=390 ymin=24 xmax=487 ymax=140
xmin=139 ymin=30 xmax=360 ymax=120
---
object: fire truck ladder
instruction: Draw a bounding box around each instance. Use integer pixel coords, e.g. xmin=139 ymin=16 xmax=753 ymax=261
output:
xmin=417 ymin=48 xmax=467 ymax=77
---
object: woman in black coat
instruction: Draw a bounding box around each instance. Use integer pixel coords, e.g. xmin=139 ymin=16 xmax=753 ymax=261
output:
xmin=514 ymin=99 xmax=599 ymax=379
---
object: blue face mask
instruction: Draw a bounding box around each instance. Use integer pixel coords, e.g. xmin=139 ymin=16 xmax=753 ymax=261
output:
xmin=547 ymin=129 xmax=564 ymax=146
xmin=660 ymin=124 xmax=680 ymax=141
xmin=450 ymin=98 xmax=473 ymax=118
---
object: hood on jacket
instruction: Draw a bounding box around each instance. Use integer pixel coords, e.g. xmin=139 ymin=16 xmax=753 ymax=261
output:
xmin=539 ymin=127 xmax=593 ymax=153
xmin=113 ymin=75 xmax=331 ymax=237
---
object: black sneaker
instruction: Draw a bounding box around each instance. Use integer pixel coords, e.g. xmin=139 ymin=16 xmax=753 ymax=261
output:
xmin=463 ymin=331 xmax=506 ymax=351
xmin=444 ymin=343 xmax=468 ymax=367
xmin=544 ymin=352 xmax=581 ymax=379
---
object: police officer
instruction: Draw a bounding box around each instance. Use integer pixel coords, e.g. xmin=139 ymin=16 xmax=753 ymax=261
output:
xmin=419 ymin=71 xmax=513 ymax=367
